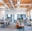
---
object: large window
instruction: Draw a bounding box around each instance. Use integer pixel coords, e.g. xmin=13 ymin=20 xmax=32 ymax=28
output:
xmin=6 ymin=14 xmax=26 ymax=23
xmin=17 ymin=14 xmax=26 ymax=20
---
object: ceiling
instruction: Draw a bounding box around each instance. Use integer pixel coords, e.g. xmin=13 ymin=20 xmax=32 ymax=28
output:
xmin=0 ymin=0 xmax=32 ymax=8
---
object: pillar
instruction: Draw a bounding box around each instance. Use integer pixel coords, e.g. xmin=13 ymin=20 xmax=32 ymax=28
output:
xmin=27 ymin=10 xmax=30 ymax=22
xmin=12 ymin=14 xmax=14 ymax=23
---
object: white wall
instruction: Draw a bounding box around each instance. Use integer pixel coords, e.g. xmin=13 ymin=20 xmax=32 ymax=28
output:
xmin=6 ymin=8 xmax=27 ymax=18
xmin=0 ymin=8 xmax=27 ymax=19
xmin=6 ymin=8 xmax=27 ymax=14
xmin=0 ymin=10 xmax=5 ymax=19
xmin=30 ymin=9 xmax=32 ymax=19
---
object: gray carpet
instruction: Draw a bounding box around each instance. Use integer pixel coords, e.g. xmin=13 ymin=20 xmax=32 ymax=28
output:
xmin=0 ymin=25 xmax=32 ymax=31
xmin=0 ymin=23 xmax=32 ymax=31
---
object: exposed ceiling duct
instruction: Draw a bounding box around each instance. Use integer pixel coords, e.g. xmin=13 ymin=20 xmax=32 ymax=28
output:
xmin=9 ymin=0 xmax=15 ymax=8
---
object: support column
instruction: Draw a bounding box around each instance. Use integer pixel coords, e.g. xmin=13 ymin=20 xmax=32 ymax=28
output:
xmin=12 ymin=14 xmax=14 ymax=23
xmin=27 ymin=10 xmax=30 ymax=22
xmin=27 ymin=11 xmax=30 ymax=18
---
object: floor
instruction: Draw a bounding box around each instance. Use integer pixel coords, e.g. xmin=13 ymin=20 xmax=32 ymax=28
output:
xmin=0 ymin=23 xmax=32 ymax=31
xmin=0 ymin=26 xmax=32 ymax=31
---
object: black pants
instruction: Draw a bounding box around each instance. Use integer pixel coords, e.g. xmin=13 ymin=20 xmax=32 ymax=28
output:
xmin=17 ymin=27 xmax=24 ymax=31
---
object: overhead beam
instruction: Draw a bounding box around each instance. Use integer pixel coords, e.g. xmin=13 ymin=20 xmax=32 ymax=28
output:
xmin=20 ymin=0 xmax=32 ymax=4
xmin=4 ymin=0 xmax=12 ymax=8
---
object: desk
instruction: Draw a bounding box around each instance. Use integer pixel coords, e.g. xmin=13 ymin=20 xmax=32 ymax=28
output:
xmin=0 ymin=21 xmax=10 ymax=28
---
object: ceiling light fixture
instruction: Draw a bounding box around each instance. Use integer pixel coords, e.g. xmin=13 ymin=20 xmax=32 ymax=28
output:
xmin=17 ymin=0 xmax=20 ymax=8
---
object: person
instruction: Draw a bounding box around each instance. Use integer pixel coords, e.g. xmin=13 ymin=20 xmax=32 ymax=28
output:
xmin=16 ymin=20 xmax=20 ymax=26
xmin=16 ymin=20 xmax=20 ymax=28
